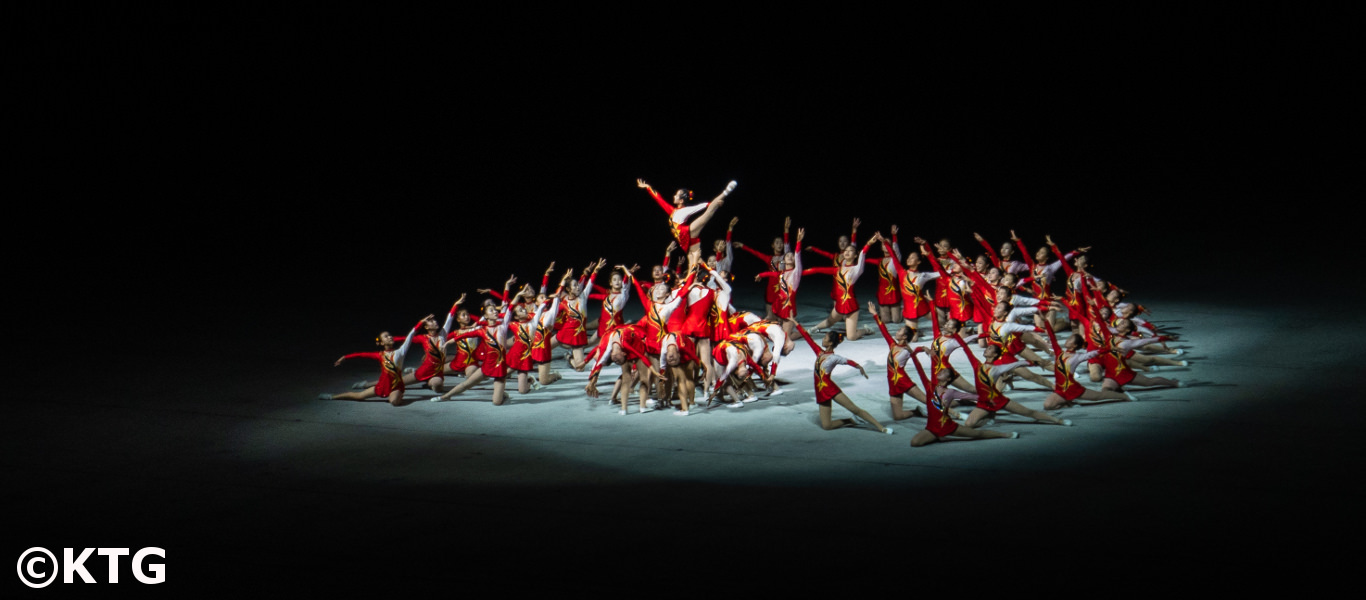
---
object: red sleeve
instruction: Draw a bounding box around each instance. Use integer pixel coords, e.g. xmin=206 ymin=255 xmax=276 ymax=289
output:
xmin=808 ymin=246 xmax=836 ymax=259
xmin=1043 ymin=322 xmax=1062 ymax=357
xmin=978 ymin=238 xmax=1002 ymax=270
xmin=886 ymin=240 xmax=908 ymax=282
xmin=631 ymin=276 xmax=650 ymax=310
xmin=923 ymin=245 xmax=950 ymax=279
xmin=953 ymin=334 xmax=981 ymax=370
xmin=794 ymin=324 xmax=822 ymax=354
xmin=802 ymin=266 xmax=837 ymax=276
xmin=874 ymin=315 xmax=893 ymax=346
xmin=340 ymin=352 xmax=382 ymax=362
xmin=739 ymin=245 xmax=775 ymax=263
xmin=907 ymin=349 xmax=933 ymax=391
xmin=1050 ymin=243 xmax=1075 ymax=277
xmin=646 ymin=186 xmax=674 ymax=216
xmin=1016 ymin=239 xmax=1036 ymax=270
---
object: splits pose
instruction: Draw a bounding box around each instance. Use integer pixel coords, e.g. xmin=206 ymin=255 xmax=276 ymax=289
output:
xmin=321 ymin=315 xmax=430 ymax=407
xmin=793 ymin=322 xmax=892 ymax=434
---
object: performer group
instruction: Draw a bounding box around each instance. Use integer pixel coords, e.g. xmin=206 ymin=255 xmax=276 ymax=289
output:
xmin=321 ymin=178 xmax=1190 ymax=447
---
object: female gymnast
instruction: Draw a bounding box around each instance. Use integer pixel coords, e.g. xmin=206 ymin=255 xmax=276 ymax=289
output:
xmin=868 ymin=302 xmax=931 ymax=420
xmin=907 ymin=354 xmax=1017 ymax=447
xmin=1039 ymin=320 xmax=1133 ymax=410
xmin=792 ymin=321 xmax=893 ymax=434
xmin=320 ymin=315 xmax=431 ymax=407
xmin=954 ymin=333 xmax=1070 ymax=428
xmin=637 ymin=178 xmax=736 ymax=265
xmin=807 ymin=231 xmax=884 ymax=341
xmin=437 ymin=276 xmax=520 ymax=405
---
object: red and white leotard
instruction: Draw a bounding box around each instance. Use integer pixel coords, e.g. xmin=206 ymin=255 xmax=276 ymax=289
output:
xmin=872 ymin=315 xmax=917 ymax=396
xmin=795 ymin=323 xmax=859 ymax=406
xmin=342 ymin=324 xmax=418 ymax=397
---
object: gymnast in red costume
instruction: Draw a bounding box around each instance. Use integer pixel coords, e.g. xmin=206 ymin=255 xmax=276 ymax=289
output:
xmin=734 ymin=216 xmax=790 ymax=320
xmin=871 ymin=225 xmax=905 ymax=325
xmin=918 ymin=237 xmax=975 ymax=332
xmin=437 ymin=276 xmax=520 ymax=405
xmin=585 ymin=323 xmax=664 ymax=415
xmin=1080 ymin=286 xmax=1183 ymax=393
xmin=555 ymin=260 xmax=603 ymax=371
xmin=530 ymin=268 xmax=574 ymax=388
xmin=881 ymin=233 xmax=939 ymax=340
xmin=927 ymin=312 xmax=979 ymax=394
xmin=352 ymin=296 xmax=467 ymax=394
xmin=636 ymin=177 xmax=736 ymax=265
xmin=792 ymin=322 xmax=892 ymax=434
xmin=907 ymin=355 xmax=1016 ymax=447
xmin=868 ymin=302 xmax=932 ymax=420
xmin=954 ymin=333 xmax=1070 ymax=429
xmin=586 ymin=263 xmax=635 ymax=348
xmin=320 ymin=315 xmax=430 ymax=407
xmin=753 ymin=227 xmax=806 ymax=340
xmin=659 ymin=330 xmax=700 ymax=415
xmin=709 ymin=330 xmax=771 ymax=407
xmin=1038 ymin=320 xmax=1132 ymax=410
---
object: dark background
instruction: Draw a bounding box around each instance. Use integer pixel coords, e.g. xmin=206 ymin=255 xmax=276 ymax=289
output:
xmin=11 ymin=13 xmax=1359 ymax=593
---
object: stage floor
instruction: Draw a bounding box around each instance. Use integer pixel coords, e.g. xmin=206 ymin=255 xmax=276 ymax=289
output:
xmin=8 ymin=291 xmax=1362 ymax=591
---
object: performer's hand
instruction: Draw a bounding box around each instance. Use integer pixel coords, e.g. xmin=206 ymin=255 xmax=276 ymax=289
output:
xmin=732 ymin=241 xmax=744 ymax=249
xmin=584 ymin=381 xmax=600 ymax=398
xmin=334 ymin=357 xmax=345 ymax=366
xmin=728 ymin=216 xmax=739 ymax=230
xmin=476 ymin=288 xmax=491 ymax=294
xmin=455 ymin=293 xmax=466 ymax=306
xmin=784 ymin=216 xmax=791 ymax=232
xmin=868 ymin=301 xmax=878 ymax=317
xmin=1045 ymin=234 xmax=1054 ymax=246
xmin=629 ymin=263 xmax=641 ymax=274
xmin=913 ymin=236 xmax=926 ymax=245
xmin=890 ymin=224 xmax=898 ymax=236
xmin=636 ymin=178 xmax=649 ymax=189
xmin=666 ymin=241 xmax=678 ymax=253
xmin=851 ymin=217 xmax=861 ymax=230
xmin=973 ymin=232 xmax=984 ymax=242
xmin=859 ymin=366 xmax=868 ymax=379
xmin=796 ymin=228 xmax=805 ymax=242
xmin=1010 ymin=229 xmax=1019 ymax=241
xmin=1077 ymin=246 xmax=1092 ymax=253
xmin=545 ymin=262 xmax=555 ymax=276
xmin=754 ymin=274 xmax=764 ymax=282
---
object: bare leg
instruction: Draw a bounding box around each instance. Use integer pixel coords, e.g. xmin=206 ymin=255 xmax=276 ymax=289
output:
xmin=425 ymin=376 xmax=446 ymax=394
xmin=537 ymin=363 xmax=560 ymax=386
xmin=1003 ymin=399 xmax=1065 ymax=424
xmin=843 ymin=311 xmax=866 ymax=341
xmin=491 ymin=378 xmax=508 ymax=405
xmin=962 ymin=407 xmax=991 ymax=429
xmin=438 ymin=370 xmax=487 ymax=400
xmin=814 ymin=306 xmax=840 ymax=330
xmin=1127 ymin=373 xmax=1179 ymax=388
xmin=1088 ymin=363 xmax=1104 ymax=382
xmin=944 ymin=424 xmax=1015 ymax=441
xmin=326 ymin=386 xmax=382 ymax=402
xmin=833 ymin=393 xmax=888 ymax=433
xmin=517 ymin=372 xmax=530 ymax=394
xmin=1129 ymin=353 xmax=1184 ymax=368
xmin=951 ymin=375 xmax=975 ymax=393
xmin=695 ymin=337 xmax=714 ymax=390
xmin=889 ymin=393 xmax=925 ymax=420
xmin=819 ymin=404 xmax=854 ymax=430
xmin=388 ymin=390 xmax=414 ymax=407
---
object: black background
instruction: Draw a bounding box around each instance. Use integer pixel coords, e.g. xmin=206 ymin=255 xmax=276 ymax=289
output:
xmin=10 ymin=10 xmax=1359 ymax=593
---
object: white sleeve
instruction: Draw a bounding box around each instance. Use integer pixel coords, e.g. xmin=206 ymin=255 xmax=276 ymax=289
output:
xmin=847 ymin=248 xmax=868 ymax=281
